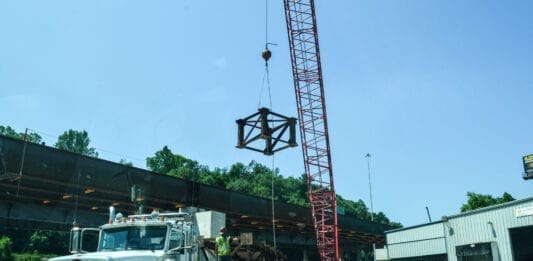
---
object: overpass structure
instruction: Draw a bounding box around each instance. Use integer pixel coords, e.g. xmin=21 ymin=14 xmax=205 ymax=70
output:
xmin=0 ymin=135 xmax=391 ymax=257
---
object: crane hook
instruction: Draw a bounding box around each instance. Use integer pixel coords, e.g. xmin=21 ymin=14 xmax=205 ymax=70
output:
xmin=262 ymin=47 xmax=272 ymax=62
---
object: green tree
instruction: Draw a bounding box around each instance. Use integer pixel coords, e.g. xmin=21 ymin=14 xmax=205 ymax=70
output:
xmin=225 ymin=162 xmax=253 ymax=193
xmin=0 ymin=125 xmax=17 ymax=138
xmin=168 ymin=154 xmax=203 ymax=181
xmin=26 ymin=230 xmax=68 ymax=254
xmin=461 ymin=192 xmax=515 ymax=212
xmin=0 ymin=125 xmax=42 ymax=143
xmin=279 ymin=174 xmax=308 ymax=206
xmin=389 ymin=221 xmax=403 ymax=229
xmin=374 ymin=212 xmax=390 ymax=224
xmin=54 ymin=129 xmax=98 ymax=157
xmin=28 ymin=230 xmax=48 ymax=253
xmin=119 ymin=159 xmax=133 ymax=167
xmin=146 ymin=146 xmax=214 ymax=183
xmin=0 ymin=235 xmax=14 ymax=261
xmin=498 ymin=192 xmax=515 ymax=204
xmin=337 ymin=196 xmax=370 ymax=220
xmin=198 ymin=167 xmax=226 ymax=187
xmin=146 ymin=146 xmax=178 ymax=174
xmin=145 ymin=147 xmax=402 ymax=228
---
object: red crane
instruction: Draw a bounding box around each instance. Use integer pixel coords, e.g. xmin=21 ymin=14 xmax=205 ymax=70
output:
xmin=283 ymin=0 xmax=339 ymax=260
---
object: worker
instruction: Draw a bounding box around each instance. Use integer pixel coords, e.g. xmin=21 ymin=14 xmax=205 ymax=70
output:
xmin=215 ymin=227 xmax=232 ymax=261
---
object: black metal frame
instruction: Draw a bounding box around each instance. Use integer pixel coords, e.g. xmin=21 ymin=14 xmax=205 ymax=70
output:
xmin=236 ymin=108 xmax=297 ymax=155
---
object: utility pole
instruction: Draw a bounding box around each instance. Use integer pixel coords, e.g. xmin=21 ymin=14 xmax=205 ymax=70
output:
xmin=365 ymin=153 xmax=375 ymax=261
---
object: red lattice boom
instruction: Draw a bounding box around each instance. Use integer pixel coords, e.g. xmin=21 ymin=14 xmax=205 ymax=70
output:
xmin=283 ymin=0 xmax=339 ymax=260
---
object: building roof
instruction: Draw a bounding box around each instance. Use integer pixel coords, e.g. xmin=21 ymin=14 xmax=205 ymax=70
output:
xmin=386 ymin=196 xmax=533 ymax=234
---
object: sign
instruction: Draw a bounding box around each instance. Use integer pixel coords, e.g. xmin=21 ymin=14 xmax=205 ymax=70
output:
xmin=524 ymin=154 xmax=533 ymax=180
xmin=515 ymin=206 xmax=533 ymax=218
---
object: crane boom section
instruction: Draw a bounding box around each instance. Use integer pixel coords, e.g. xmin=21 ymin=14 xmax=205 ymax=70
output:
xmin=283 ymin=0 xmax=339 ymax=260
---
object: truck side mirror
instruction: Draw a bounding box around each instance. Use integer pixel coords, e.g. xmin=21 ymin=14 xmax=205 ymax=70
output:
xmin=70 ymin=227 xmax=100 ymax=253
xmin=70 ymin=227 xmax=81 ymax=254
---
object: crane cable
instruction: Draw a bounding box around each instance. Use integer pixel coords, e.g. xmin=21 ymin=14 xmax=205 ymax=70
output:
xmin=257 ymin=0 xmax=273 ymax=110
xmin=256 ymin=0 xmax=278 ymax=255
xmin=271 ymin=154 xmax=277 ymax=256
xmin=259 ymin=56 xmax=273 ymax=110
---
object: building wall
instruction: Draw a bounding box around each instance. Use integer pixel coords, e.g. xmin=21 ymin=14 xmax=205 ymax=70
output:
xmin=445 ymin=198 xmax=533 ymax=261
xmin=386 ymin=222 xmax=446 ymax=258
xmin=384 ymin=197 xmax=533 ymax=261
xmin=375 ymin=248 xmax=388 ymax=260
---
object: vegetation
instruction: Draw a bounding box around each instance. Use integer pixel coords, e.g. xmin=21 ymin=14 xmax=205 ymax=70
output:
xmin=0 ymin=125 xmax=98 ymax=157
xmin=119 ymin=159 xmax=133 ymax=167
xmin=460 ymin=192 xmax=515 ymax=212
xmin=0 ymin=235 xmax=14 ymax=261
xmin=1 ymin=125 xmax=525 ymax=254
xmin=27 ymin=230 xmax=68 ymax=254
xmin=0 ymin=126 xmax=42 ymax=143
xmin=0 ymin=125 xmax=403 ymax=227
xmin=1 ymin=125 xmax=403 ymax=258
xmin=147 ymin=146 xmax=403 ymax=228
xmin=13 ymin=253 xmax=57 ymax=261
xmin=54 ymin=129 xmax=98 ymax=157
xmin=0 ymin=229 xmax=68 ymax=258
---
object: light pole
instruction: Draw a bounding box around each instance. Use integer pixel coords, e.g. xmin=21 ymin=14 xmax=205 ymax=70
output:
xmin=365 ymin=153 xmax=375 ymax=261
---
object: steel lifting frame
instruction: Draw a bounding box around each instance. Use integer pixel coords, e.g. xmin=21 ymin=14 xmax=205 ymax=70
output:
xmin=236 ymin=107 xmax=298 ymax=155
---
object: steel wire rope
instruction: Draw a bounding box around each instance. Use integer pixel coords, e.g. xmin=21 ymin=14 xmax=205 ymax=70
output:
xmin=258 ymin=0 xmax=277 ymax=257
xmin=270 ymin=152 xmax=278 ymax=258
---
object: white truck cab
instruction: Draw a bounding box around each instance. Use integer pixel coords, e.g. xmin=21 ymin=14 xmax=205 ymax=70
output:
xmin=50 ymin=207 xmax=208 ymax=261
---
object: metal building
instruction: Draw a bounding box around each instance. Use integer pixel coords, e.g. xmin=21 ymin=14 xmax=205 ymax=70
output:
xmin=378 ymin=197 xmax=533 ymax=261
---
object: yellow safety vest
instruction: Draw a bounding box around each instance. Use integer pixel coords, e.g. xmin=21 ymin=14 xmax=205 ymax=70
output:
xmin=216 ymin=235 xmax=231 ymax=256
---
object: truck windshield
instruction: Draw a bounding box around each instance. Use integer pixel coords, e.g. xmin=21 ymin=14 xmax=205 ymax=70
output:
xmin=99 ymin=226 xmax=167 ymax=251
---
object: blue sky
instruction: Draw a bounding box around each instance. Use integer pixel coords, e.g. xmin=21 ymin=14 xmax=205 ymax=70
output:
xmin=1 ymin=0 xmax=531 ymax=227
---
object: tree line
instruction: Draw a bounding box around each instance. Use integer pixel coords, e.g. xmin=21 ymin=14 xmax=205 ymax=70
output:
xmin=1 ymin=125 xmax=517 ymax=224
xmin=0 ymin=126 xmax=97 ymax=157
xmin=0 ymin=125 xmax=517 ymax=258
xmin=1 ymin=125 xmax=402 ymax=226
xmin=145 ymin=145 xmax=402 ymax=227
